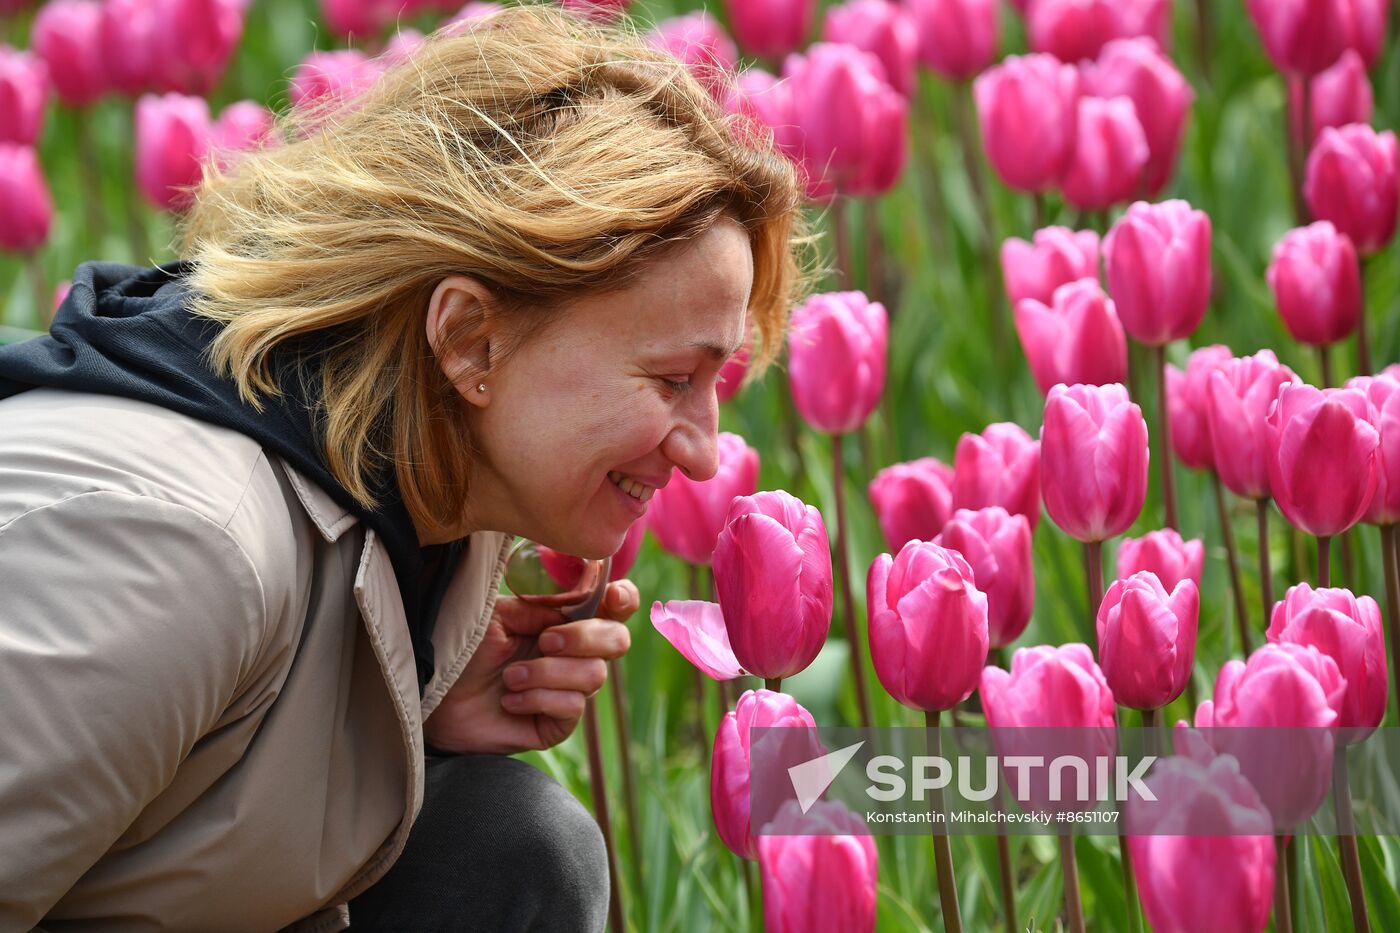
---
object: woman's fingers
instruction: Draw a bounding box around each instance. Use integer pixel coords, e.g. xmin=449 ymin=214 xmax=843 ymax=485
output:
xmin=500 ymin=686 xmax=589 ymax=721
xmin=537 ymin=618 xmax=631 ymax=659
xmin=601 ymin=579 xmax=640 ymax=621
xmin=503 ymin=656 xmax=608 ymax=696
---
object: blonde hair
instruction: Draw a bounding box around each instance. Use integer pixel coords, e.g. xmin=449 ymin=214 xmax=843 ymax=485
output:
xmin=177 ymin=3 xmax=819 ymax=539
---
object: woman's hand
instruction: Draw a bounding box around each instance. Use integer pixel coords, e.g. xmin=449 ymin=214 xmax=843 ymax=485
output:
xmin=422 ymin=580 xmax=638 ymax=755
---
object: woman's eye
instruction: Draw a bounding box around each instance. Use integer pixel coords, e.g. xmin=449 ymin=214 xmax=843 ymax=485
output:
xmin=660 ymin=376 xmax=693 ymax=394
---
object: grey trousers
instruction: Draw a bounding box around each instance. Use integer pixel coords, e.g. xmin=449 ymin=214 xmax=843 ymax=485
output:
xmin=347 ymin=753 xmax=610 ymax=932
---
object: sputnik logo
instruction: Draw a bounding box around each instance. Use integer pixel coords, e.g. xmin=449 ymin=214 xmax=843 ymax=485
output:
xmin=787 ymin=741 xmax=865 ymax=813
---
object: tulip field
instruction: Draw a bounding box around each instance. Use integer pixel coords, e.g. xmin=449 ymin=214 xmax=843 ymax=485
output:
xmin=5 ymin=0 xmax=1400 ymax=931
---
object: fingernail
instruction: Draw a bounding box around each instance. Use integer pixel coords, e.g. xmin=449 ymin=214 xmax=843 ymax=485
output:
xmin=504 ymin=665 xmax=528 ymax=687
xmin=539 ymin=632 xmax=564 ymax=652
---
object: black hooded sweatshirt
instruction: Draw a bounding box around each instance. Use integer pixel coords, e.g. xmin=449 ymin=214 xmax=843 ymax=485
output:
xmin=0 ymin=260 xmax=465 ymax=696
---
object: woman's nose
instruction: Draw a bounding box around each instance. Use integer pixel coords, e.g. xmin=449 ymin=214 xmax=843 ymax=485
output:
xmin=665 ymin=392 xmax=720 ymax=483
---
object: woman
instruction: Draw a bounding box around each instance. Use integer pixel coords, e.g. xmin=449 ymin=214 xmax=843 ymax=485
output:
xmin=0 ymin=6 xmax=813 ymax=930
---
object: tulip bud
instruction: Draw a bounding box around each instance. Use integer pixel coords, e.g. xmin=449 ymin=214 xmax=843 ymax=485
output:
xmin=1028 ymin=0 xmax=1168 ymax=63
xmin=715 ymin=345 xmax=750 ymax=404
xmin=867 ymin=540 xmax=989 ymax=710
xmin=1041 ymin=382 xmax=1149 ymax=542
xmin=757 ymin=800 xmax=878 ymax=933
xmin=1060 ymin=95 xmax=1149 ymax=211
xmin=289 ymin=50 xmax=384 ymax=113
xmin=381 ymin=28 xmax=427 ymax=68
xmin=0 ymin=46 xmax=47 ymax=146
xmin=1245 ymin=0 xmax=1351 ymax=77
xmin=648 ymin=11 xmax=739 ymax=99
xmin=1083 ymin=38 xmax=1193 ymax=197
xmin=1290 ymin=51 xmax=1372 ymax=143
xmin=1000 ymin=226 xmax=1100 ymax=308
xmin=99 ymin=0 xmax=161 ymax=97
xmin=724 ymin=0 xmax=815 ymax=61
xmin=1127 ymin=754 xmax=1276 ymax=933
xmin=1347 ymin=373 xmax=1400 ymax=525
xmin=1347 ymin=0 xmax=1388 ymax=69
xmin=1097 ymin=570 xmax=1198 ymax=710
xmin=648 ymin=432 xmax=760 ymax=565
xmin=868 ymin=457 xmax=955 ymax=550
xmin=1268 ymin=582 xmax=1387 ymax=738
xmin=560 ymin=0 xmax=631 ymax=20
xmin=135 ymin=92 xmax=213 ymax=211
xmin=1014 ymin=279 xmax=1128 ymax=395
xmin=1266 ymin=221 xmax=1361 ymax=347
xmin=934 ymin=507 xmax=1034 ymax=649
xmin=724 ymin=68 xmax=800 ymax=159
xmin=1303 ymin=124 xmax=1399 ymax=256
xmin=535 ymin=518 xmax=644 ymax=593
xmin=1117 ymin=528 xmax=1204 ymax=592
xmin=788 ymin=290 xmax=887 ymax=434
xmin=906 ymin=0 xmax=999 ymax=82
xmin=823 ymin=0 xmax=919 ymax=97
xmin=0 ymin=143 xmax=53 ymax=253
xmin=712 ymin=491 xmax=833 ymax=680
xmin=447 ymin=1 xmax=503 ymax=30
xmin=783 ymin=44 xmax=908 ymax=198
xmin=153 ymin=0 xmax=245 ymax=96
xmin=974 ymin=53 xmax=1080 ymax=193
xmin=712 ymin=689 xmax=819 ymax=859
xmin=1205 ymin=351 xmax=1298 ymax=501
xmin=1103 ymin=199 xmax=1212 ymax=347
xmin=212 ymin=100 xmax=274 ymax=157
xmin=32 ymin=0 xmax=108 ymax=107
xmin=1266 ymin=383 xmax=1379 ymax=537
xmin=951 ymin=422 xmax=1041 ymax=530
xmin=650 ymin=599 xmax=745 ymax=680
xmin=1165 ymin=344 xmax=1232 ymax=471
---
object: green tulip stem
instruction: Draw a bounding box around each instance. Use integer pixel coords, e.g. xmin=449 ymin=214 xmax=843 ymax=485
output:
xmin=1119 ymin=832 xmax=1144 ymax=933
xmin=1257 ymin=498 xmax=1274 ymax=624
xmin=952 ymin=81 xmax=1006 ymax=374
xmin=1379 ymin=525 xmax=1400 ymax=725
xmin=992 ymin=780 xmax=1018 ymax=933
xmin=1060 ymin=831 xmax=1087 ymax=933
xmin=833 ymin=432 xmax=876 ymax=729
xmin=764 ymin=678 xmax=781 ymax=693
xmin=1358 ymin=257 xmax=1372 ymax=376
xmin=1154 ymin=344 xmax=1179 ymax=529
xmin=73 ymin=107 xmax=107 ymax=251
xmin=833 ymin=196 xmax=853 ymax=291
xmin=924 ymin=710 xmax=964 ymax=933
xmin=1276 ymin=836 xmax=1295 ymax=933
xmin=583 ymin=697 xmax=624 ymax=933
xmin=1213 ymin=474 xmax=1253 ymax=653
xmin=1082 ymin=541 xmax=1105 ymax=647
xmin=607 ymin=656 xmax=644 ymax=919
xmin=688 ymin=564 xmax=712 ymax=758
xmin=1319 ymin=535 xmax=1333 ymax=587
xmin=25 ymin=253 xmax=46 ymax=330
xmin=1333 ymin=749 xmax=1372 ymax=932
xmin=1319 ymin=343 xmax=1335 ymax=388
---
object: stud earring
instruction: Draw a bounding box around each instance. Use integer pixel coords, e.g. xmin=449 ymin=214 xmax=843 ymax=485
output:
xmin=477 ymin=384 xmax=487 ymax=393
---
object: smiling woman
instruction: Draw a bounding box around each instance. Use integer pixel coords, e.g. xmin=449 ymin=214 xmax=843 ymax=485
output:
xmin=0 ymin=4 xmax=815 ymax=931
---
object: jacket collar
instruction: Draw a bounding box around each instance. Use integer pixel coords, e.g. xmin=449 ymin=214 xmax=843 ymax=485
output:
xmin=278 ymin=455 xmax=361 ymax=543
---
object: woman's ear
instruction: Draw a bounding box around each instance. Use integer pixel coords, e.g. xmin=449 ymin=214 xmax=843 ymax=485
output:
xmin=427 ymin=275 xmax=499 ymax=407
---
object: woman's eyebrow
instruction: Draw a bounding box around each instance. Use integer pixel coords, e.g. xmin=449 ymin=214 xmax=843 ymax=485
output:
xmin=684 ymin=339 xmax=743 ymax=360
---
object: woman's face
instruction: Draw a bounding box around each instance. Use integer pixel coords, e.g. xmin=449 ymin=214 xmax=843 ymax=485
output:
xmin=443 ymin=217 xmax=754 ymax=558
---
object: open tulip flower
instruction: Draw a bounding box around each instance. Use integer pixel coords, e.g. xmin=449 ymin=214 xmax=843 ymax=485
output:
xmin=1040 ymin=382 xmax=1149 ymax=543
xmin=1096 ymin=570 xmax=1198 ymax=711
xmin=1266 ymin=382 xmax=1379 ymax=540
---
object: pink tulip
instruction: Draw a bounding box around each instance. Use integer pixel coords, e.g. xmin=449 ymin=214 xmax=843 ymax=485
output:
xmin=321 ymin=0 xmax=384 ymax=38
xmin=867 ymin=539 xmax=989 ymax=710
xmin=973 ymin=53 xmax=1080 ymax=193
xmin=1083 ymin=38 xmax=1194 ymax=197
xmin=1290 ymin=51 xmax=1372 ymax=143
xmin=648 ymin=12 xmax=739 ymax=98
xmin=535 ymin=517 xmax=644 ymax=593
xmin=1196 ymin=642 xmax=1343 ymax=826
xmin=951 ymin=421 xmax=1041 ymax=529
xmin=135 ymin=92 xmax=213 ymax=211
xmin=712 ymin=491 xmax=833 ymax=681
xmin=211 ymin=100 xmax=274 ymax=156
xmin=1103 ymin=199 xmax=1212 ymax=346
xmin=648 ymin=431 xmax=760 ymax=565
xmin=782 ymin=44 xmax=908 ymax=198
xmin=1014 ymin=278 xmax=1127 ymax=395
xmin=1205 ymin=350 xmax=1298 ymax=500
xmin=0 ymin=46 xmax=47 ymax=145
xmin=724 ymin=0 xmax=815 ymax=60
xmin=447 ymin=0 xmax=503 ymax=29
xmin=715 ymin=346 xmax=750 ymax=404
xmin=906 ymin=0 xmax=999 ymax=82
xmin=1245 ymin=0 xmax=1351 ymax=76
xmin=0 ymin=144 xmax=53 ymax=253
xmin=1348 ymin=373 xmax=1400 ymax=525
xmin=758 ymin=800 xmax=877 ymax=933
xmin=560 ymin=0 xmax=631 ymax=21
xmin=382 ymin=28 xmax=427 ymax=67
xmin=934 ymin=507 xmax=1034 ymax=649
xmin=1059 ymin=95 xmax=1149 ymax=211
xmin=723 ymin=67 xmax=800 ymax=158
xmin=1268 ymin=582 xmax=1387 ymax=737
xmin=153 ymin=0 xmax=245 ymax=96
xmin=1096 ymin=570 xmax=1198 ymax=709
xmin=1117 ymin=528 xmax=1204 ymax=592
xmin=32 ymin=0 xmax=108 ymax=106
xmin=650 ymin=600 xmax=745 ymax=680
xmin=1000 ymin=226 xmax=1100 ymax=308
xmin=1267 ymin=382 xmax=1379 ymax=537
xmin=1041 ymin=382 xmax=1149 ymax=542
xmin=289 ymin=50 xmax=384 ymax=113
xmin=1165 ymin=344 xmax=1232 ymax=470
xmin=712 ymin=689 xmax=819 ymax=859
xmin=1266 ymin=221 xmax=1361 ymax=347
xmin=1127 ymin=754 xmax=1276 ymax=933
xmin=1028 ymin=0 xmax=1168 ymax=63
xmin=1303 ymin=123 xmax=1399 ymax=255
xmin=823 ymin=0 xmax=919 ymax=98
xmin=99 ymin=0 xmax=161 ymax=97
xmin=788 ymin=290 xmax=888 ymax=434
xmin=53 ymin=280 xmax=71 ymax=314
xmin=1347 ymin=0 xmax=1388 ymax=69
xmin=868 ymin=457 xmax=955 ymax=550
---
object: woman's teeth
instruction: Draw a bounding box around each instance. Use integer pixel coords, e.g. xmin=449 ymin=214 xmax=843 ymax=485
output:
xmin=608 ymin=470 xmax=655 ymax=503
